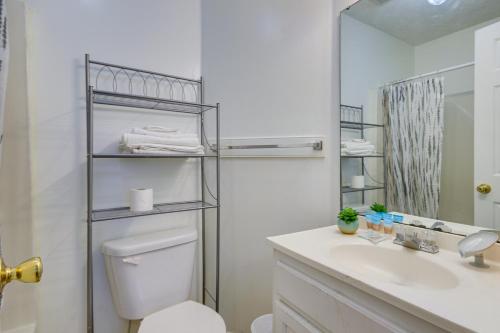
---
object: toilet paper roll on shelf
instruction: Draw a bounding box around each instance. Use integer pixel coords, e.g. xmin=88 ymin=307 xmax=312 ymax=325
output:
xmin=130 ymin=188 xmax=154 ymax=212
xmin=351 ymin=176 xmax=365 ymax=189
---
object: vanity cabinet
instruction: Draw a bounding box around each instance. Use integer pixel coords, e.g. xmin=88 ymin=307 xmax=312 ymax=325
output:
xmin=272 ymin=251 xmax=448 ymax=333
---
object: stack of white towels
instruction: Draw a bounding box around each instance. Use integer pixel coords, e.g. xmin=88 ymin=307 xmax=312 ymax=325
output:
xmin=341 ymin=139 xmax=376 ymax=156
xmin=121 ymin=126 xmax=205 ymax=155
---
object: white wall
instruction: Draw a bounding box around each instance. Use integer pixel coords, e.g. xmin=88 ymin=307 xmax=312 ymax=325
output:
xmin=25 ymin=1 xmax=202 ymax=332
xmin=413 ymin=19 xmax=500 ymax=86
xmin=202 ymin=0 xmax=337 ymax=331
xmin=439 ymin=93 xmax=474 ymax=224
xmin=0 ymin=0 xmax=36 ymax=331
xmin=341 ymin=14 xmax=414 ymax=123
xmin=414 ymin=22 xmax=485 ymax=96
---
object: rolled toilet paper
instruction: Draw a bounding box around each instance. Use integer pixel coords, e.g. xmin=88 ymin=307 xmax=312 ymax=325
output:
xmin=351 ymin=175 xmax=365 ymax=189
xmin=129 ymin=188 xmax=154 ymax=212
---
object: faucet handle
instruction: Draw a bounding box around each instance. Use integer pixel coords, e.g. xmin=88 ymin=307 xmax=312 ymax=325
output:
xmin=420 ymin=230 xmax=439 ymax=253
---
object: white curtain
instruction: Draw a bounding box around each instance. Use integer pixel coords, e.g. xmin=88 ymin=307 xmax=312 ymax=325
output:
xmin=381 ymin=77 xmax=444 ymax=218
xmin=0 ymin=0 xmax=8 ymax=168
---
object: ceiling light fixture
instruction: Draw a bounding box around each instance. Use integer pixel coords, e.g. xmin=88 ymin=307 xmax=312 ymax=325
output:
xmin=427 ymin=0 xmax=448 ymax=5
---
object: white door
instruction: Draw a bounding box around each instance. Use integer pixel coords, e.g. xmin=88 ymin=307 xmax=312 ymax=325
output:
xmin=475 ymin=21 xmax=500 ymax=228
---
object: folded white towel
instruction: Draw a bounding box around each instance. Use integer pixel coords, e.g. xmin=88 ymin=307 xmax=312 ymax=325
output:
xmin=132 ymin=149 xmax=204 ymax=155
xmin=122 ymin=133 xmax=201 ymax=148
xmin=341 ymin=148 xmax=376 ymax=155
xmin=342 ymin=144 xmax=375 ymax=152
xmin=131 ymin=144 xmax=205 ymax=155
xmin=341 ymin=139 xmax=368 ymax=144
xmin=142 ymin=125 xmax=178 ymax=133
xmin=341 ymin=141 xmax=374 ymax=150
xmin=125 ymin=142 xmax=204 ymax=152
xmin=131 ymin=128 xmax=198 ymax=139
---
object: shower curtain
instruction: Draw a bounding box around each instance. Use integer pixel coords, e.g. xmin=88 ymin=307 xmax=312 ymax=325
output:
xmin=381 ymin=77 xmax=444 ymax=218
xmin=0 ymin=0 xmax=8 ymax=169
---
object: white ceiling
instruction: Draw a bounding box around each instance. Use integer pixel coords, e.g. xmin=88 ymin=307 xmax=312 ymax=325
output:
xmin=345 ymin=0 xmax=500 ymax=45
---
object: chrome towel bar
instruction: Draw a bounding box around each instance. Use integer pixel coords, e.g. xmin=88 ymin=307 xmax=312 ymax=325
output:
xmin=212 ymin=141 xmax=323 ymax=151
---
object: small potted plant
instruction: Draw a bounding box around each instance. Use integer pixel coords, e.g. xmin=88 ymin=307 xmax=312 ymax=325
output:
xmin=337 ymin=207 xmax=359 ymax=234
xmin=370 ymin=202 xmax=387 ymax=217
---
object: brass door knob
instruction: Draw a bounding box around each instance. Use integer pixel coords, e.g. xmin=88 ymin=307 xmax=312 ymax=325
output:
xmin=0 ymin=256 xmax=43 ymax=292
xmin=476 ymin=184 xmax=492 ymax=194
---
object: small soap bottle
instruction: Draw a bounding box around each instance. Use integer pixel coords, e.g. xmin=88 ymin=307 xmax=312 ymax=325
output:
xmin=383 ymin=214 xmax=394 ymax=234
xmin=383 ymin=220 xmax=394 ymax=234
xmin=364 ymin=214 xmax=373 ymax=229
xmin=372 ymin=217 xmax=382 ymax=232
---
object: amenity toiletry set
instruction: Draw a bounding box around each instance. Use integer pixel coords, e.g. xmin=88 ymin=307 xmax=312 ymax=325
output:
xmin=364 ymin=213 xmax=402 ymax=234
xmin=337 ymin=203 xmax=402 ymax=236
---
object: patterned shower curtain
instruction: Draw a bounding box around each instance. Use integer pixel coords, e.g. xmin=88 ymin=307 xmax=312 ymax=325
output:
xmin=381 ymin=77 xmax=444 ymax=218
xmin=0 ymin=0 xmax=8 ymax=168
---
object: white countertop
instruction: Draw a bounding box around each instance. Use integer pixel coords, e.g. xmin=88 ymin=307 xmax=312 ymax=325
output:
xmin=268 ymin=226 xmax=500 ymax=333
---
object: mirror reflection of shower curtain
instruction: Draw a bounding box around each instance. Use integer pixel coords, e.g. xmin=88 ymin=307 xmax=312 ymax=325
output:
xmin=381 ymin=77 xmax=444 ymax=218
xmin=0 ymin=0 xmax=8 ymax=168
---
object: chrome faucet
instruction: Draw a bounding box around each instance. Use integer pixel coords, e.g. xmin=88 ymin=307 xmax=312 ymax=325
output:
xmin=458 ymin=231 xmax=498 ymax=268
xmin=430 ymin=221 xmax=452 ymax=233
xmin=393 ymin=224 xmax=439 ymax=254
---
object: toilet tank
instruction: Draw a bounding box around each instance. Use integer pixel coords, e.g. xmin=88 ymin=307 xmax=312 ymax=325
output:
xmin=101 ymin=227 xmax=197 ymax=320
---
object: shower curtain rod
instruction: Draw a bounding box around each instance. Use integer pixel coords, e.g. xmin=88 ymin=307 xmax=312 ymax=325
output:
xmin=383 ymin=61 xmax=475 ymax=87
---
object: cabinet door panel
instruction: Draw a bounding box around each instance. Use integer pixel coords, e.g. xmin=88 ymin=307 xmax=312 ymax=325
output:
xmin=274 ymin=299 xmax=324 ymax=333
xmin=275 ymin=260 xmax=405 ymax=333
xmin=275 ymin=260 xmax=342 ymax=331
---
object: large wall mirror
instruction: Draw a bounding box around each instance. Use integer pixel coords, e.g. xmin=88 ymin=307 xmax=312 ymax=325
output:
xmin=340 ymin=0 xmax=500 ymax=235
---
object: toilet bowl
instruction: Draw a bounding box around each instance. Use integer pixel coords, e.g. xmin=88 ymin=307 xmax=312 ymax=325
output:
xmin=101 ymin=227 xmax=226 ymax=333
xmin=139 ymin=301 xmax=225 ymax=333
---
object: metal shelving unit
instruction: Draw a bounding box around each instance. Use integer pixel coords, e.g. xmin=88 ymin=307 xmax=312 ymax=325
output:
xmin=85 ymin=55 xmax=220 ymax=333
xmin=92 ymin=201 xmax=218 ymax=222
xmin=340 ymin=104 xmax=387 ymax=210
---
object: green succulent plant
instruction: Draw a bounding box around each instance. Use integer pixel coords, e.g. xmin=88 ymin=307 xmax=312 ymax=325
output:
xmin=370 ymin=202 xmax=387 ymax=213
xmin=338 ymin=207 xmax=359 ymax=224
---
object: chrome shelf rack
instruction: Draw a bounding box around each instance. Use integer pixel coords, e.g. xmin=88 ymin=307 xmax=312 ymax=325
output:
xmin=341 ymin=185 xmax=385 ymax=194
xmin=340 ymin=104 xmax=387 ymax=210
xmin=85 ymin=55 xmax=220 ymax=333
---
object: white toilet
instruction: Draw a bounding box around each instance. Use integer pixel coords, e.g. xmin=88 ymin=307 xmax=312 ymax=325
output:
xmin=101 ymin=227 xmax=226 ymax=333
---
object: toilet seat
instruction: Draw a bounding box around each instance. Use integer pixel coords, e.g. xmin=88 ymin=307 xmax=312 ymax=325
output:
xmin=138 ymin=301 xmax=226 ymax=333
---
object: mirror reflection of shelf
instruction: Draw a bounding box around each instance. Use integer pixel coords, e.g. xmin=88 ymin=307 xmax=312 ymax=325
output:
xmin=340 ymin=121 xmax=384 ymax=130
xmin=341 ymin=154 xmax=384 ymax=158
xmin=341 ymin=185 xmax=385 ymax=194
xmin=340 ymin=104 xmax=387 ymax=209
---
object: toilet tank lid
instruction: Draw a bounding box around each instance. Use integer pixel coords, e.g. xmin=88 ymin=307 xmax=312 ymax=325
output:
xmin=101 ymin=227 xmax=198 ymax=257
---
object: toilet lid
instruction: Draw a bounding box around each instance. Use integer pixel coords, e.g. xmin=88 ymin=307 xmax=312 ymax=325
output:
xmin=139 ymin=301 xmax=226 ymax=333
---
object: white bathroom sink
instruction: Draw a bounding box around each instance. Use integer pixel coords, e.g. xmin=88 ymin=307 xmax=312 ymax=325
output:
xmin=331 ymin=244 xmax=459 ymax=290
